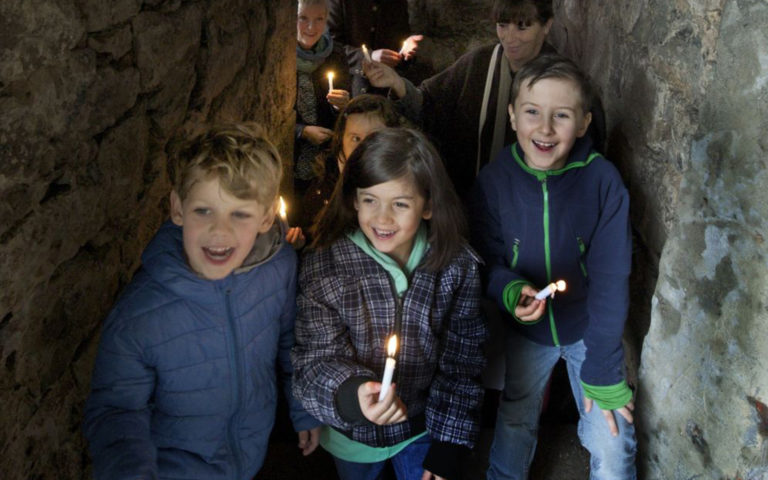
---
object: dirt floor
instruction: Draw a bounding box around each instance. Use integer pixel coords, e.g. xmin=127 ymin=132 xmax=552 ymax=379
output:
xmin=257 ymin=361 xmax=589 ymax=480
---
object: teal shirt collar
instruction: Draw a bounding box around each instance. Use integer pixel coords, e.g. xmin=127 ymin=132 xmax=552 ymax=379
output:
xmin=347 ymin=224 xmax=428 ymax=296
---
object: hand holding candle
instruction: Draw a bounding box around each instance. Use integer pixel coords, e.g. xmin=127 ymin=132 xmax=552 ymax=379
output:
xmin=378 ymin=335 xmax=398 ymax=402
xmin=534 ymin=280 xmax=567 ymax=300
xmin=280 ymin=196 xmax=305 ymax=249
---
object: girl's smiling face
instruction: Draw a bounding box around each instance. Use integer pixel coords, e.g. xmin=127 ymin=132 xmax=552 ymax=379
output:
xmin=354 ymin=176 xmax=431 ymax=268
xmin=509 ymin=77 xmax=592 ymax=171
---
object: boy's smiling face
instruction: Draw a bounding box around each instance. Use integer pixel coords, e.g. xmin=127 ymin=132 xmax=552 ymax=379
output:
xmin=170 ymin=175 xmax=274 ymax=280
xmin=509 ymin=77 xmax=592 ymax=171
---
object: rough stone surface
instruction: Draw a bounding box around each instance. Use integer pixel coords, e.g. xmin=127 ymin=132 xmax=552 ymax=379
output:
xmin=634 ymin=1 xmax=768 ymax=478
xmin=0 ymin=1 xmax=295 ymax=479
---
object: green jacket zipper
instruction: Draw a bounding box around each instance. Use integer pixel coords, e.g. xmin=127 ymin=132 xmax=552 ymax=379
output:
xmin=541 ymin=179 xmax=560 ymax=346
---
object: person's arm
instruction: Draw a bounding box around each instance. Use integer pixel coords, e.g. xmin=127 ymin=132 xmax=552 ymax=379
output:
xmin=82 ymin=308 xmax=158 ymax=480
xmin=291 ymin=250 xmax=379 ymax=430
xmin=578 ymin=168 xmax=634 ymax=434
xmin=423 ymin=253 xmax=488 ymax=479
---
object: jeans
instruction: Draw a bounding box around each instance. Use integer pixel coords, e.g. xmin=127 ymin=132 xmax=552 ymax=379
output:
xmin=486 ymin=330 xmax=637 ymax=480
xmin=333 ymin=434 xmax=431 ymax=480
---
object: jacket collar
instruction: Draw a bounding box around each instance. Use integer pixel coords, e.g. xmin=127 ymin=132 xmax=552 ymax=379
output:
xmin=511 ymin=136 xmax=600 ymax=181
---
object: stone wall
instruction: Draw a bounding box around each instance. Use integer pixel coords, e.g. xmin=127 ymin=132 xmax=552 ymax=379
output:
xmin=551 ymin=0 xmax=768 ymax=478
xmin=0 ymin=1 xmax=295 ymax=478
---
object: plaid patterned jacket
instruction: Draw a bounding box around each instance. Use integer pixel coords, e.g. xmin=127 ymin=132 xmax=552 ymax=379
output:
xmin=291 ymin=236 xmax=487 ymax=448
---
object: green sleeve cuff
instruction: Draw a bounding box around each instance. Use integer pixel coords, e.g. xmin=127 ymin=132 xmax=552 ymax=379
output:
xmin=502 ymin=280 xmax=540 ymax=324
xmin=581 ymin=380 xmax=633 ymax=410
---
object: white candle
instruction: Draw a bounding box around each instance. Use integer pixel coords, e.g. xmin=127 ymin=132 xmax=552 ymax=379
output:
xmin=534 ymin=280 xmax=567 ymax=300
xmin=278 ymin=196 xmax=287 ymax=223
xmin=361 ymin=43 xmax=372 ymax=62
xmin=327 ymin=71 xmax=334 ymax=93
xmin=378 ymin=335 xmax=398 ymax=401
xmin=399 ymin=40 xmax=406 ymax=56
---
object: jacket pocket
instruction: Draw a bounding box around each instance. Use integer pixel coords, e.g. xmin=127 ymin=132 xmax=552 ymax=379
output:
xmin=510 ymin=238 xmax=520 ymax=269
xmin=576 ymin=236 xmax=588 ymax=278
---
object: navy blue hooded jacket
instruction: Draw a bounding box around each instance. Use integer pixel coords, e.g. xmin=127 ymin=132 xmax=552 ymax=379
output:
xmin=470 ymin=138 xmax=631 ymax=387
xmin=83 ymin=221 xmax=319 ymax=480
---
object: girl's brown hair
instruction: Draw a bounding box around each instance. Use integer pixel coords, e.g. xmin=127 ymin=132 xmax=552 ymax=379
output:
xmin=311 ymin=128 xmax=467 ymax=271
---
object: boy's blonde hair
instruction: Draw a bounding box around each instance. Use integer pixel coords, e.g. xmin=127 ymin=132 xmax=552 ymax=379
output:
xmin=169 ymin=122 xmax=283 ymax=206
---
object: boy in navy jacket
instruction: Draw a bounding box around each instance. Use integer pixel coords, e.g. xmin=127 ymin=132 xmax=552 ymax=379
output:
xmin=470 ymin=54 xmax=637 ymax=479
xmin=83 ymin=123 xmax=321 ymax=480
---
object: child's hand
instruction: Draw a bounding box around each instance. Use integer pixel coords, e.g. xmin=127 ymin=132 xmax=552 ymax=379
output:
xmin=584 ymin=397 xmax=635 ymax=437
xmin=514 ymin=285 xmax=546 ymax=322
xmin=285 ymin=227 xmax=306 ymax=250
xmin=372 ymin=48 xmax=401 ymax=67
xmin=302 ymin=125 xmax=333 ymax=145
xmin=326 ymin=89 xmax=350 ymax=110
xmin=400 ymin=34 xmax=424 ymax=61
xmin=297 ymin=426 xmax=321 ymax=456
xmin=362 ymin=61 xmax=406 ymax=98
xmin=420 ymin=470 xmax=447 ymax=480
xmin=358 ymin=381 xmax=407 ymax=425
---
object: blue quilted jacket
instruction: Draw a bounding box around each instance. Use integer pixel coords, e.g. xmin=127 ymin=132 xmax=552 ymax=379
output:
xmin=83 ymin=221 xmax=319 ymax=480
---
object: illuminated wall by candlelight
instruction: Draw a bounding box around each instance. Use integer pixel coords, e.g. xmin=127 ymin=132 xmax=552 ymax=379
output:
xmin=0 ymin=1 xmax=295 ymax=478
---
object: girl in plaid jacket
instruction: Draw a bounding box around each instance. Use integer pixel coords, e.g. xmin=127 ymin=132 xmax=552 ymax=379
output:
xmin=292 ymin=128 xmax=487 ymax=480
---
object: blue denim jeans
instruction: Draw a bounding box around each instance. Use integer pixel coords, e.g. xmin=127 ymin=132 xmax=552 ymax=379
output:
xmin=486 ymin=330 xmax=637 ymax=480
xmin=333 ymin=434 xmax=431 ymax=480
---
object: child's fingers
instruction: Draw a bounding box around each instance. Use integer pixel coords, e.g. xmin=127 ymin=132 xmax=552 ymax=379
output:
xmin=617 ymin=406 xmax=634 ymax=425
xmin=602 ymin=409 xmax=619 ymax=436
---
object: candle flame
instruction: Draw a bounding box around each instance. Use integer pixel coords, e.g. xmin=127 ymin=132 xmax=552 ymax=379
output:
xmin=387 ymin=335 xmax=398 ymax=356
xmin=555 ymin=280 xmax=566 ymax=292
xmin=327 ymin=71 xmax=334 ymax=80
xmin=278 ymin=196 xmax=287 ymax=220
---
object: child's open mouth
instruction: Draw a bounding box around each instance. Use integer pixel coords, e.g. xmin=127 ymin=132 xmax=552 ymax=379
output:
xmin=532 ymin=140 xmax=556 ymax=152
xmin=203 ymin=246 xmax=234 ymax=263
xmin=372 ymin=228 xmax=396 ymax=239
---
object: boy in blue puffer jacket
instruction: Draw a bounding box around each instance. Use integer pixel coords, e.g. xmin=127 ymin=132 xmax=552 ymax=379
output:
xmin=470 ymin=54 xmax=637 ymax=480
xmin=83 ymin=123 xmax=321 ymax=480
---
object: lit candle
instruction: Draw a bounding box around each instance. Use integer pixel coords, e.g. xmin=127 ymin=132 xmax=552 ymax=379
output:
xmin=378 ymin=335 xmax=398 ymax=402
xmin=361 ymin=43 xmax=372 ymax=62
xmin=399 ymin=40 xmax=406 ymax=56
xmin=278 ymin=196 xmax=287 ymax=223
xmin=327 ymin=71 xmax=334 ymax=93
xmin=534 ymin=280 xmax=567 ymax=300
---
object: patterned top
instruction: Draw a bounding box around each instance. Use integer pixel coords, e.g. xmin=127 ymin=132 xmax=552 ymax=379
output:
xmin=291 ymin=236 xmax=487 ymax=449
